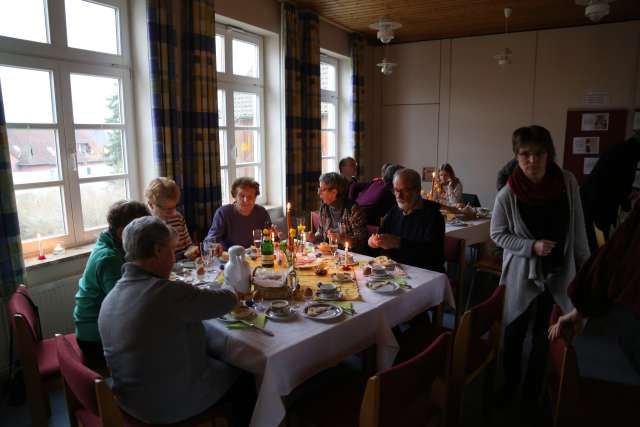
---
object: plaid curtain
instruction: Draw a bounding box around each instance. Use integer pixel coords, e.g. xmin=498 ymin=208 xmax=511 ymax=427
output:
xmin=148 ymin=0 xmax=221 ymax=237
xmin=0 ymin=82 xmax=25 ymax=296
xmin=351 ymin=34 xmax=366 ymax=177
xmin=283 ymin=3 xmax=321 ymax=215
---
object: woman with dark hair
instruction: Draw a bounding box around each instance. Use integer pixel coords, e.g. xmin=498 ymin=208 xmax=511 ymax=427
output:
xmin=312 ymin=172 xmax=368 ymax=251
xmin=438 ymin=163 xmax=463 ymax=205
xmin=490 ymin=125 xmax=589 ymax=406
xmin=73 ymin=200 xmax=150 ymax=364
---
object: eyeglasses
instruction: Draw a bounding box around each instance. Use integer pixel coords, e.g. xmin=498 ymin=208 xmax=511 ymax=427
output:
xmin=393 ymin=187 xmax=419 ymax=196
xmin=517 ymin=149 xmax=547 ymax=159
xmin=318 ymin=186 xmax=335 ymax=193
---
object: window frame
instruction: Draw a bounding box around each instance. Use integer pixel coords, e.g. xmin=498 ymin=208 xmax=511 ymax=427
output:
xmin=320 ymin=54 xmax=339 ymax=174
xmin=216 ymin=24 xmax=266 ymax=205
xmin=0 ymin=0 xmax=136 ymax=257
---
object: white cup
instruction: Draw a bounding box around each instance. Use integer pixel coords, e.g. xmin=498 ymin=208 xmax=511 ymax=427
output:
xmin=270 ymin=299 xmax=290 ymax=315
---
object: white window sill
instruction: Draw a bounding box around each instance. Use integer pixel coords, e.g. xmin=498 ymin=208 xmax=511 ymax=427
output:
xmin=25 ymin=243 xmax=94 ymax=272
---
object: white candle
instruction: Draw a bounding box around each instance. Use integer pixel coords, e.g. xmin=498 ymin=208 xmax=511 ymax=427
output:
xmin=37 ymin=233 xmax=43 ymax=256
xmin=345 ymin=242 xmax=349 ymax=260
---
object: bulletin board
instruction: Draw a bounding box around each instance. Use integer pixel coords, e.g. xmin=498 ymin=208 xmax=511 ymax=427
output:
xmin=562 ymin=109 xmax=627 ymax=185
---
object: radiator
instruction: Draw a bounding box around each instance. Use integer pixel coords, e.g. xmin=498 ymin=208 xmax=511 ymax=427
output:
xmin=28 ymin=275 xmax=81 ymax=338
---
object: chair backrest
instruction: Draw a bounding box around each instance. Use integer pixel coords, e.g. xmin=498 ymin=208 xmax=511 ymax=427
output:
xmin=547 ymin=306 xmax=580 ymax=427
xmin=7 ymin=284 xmax=41 ymax=342
xmin=443 ymin=236 xmax=465 ymax=318
xmin=448 ymin=285 xmax=505 ymax=427
xmin=360 ymin=332 xmax=452 ymax=427
xmin=56 ymin=334 xmax=102 ymax=417
xmin=461 ymin=193 xmax=481 ymax=207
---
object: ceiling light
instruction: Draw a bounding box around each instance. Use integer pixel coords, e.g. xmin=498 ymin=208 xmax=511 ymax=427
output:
xmin=494 ymin=8 xmax=513 ymax=66
xmin=576 ymin=0 xmax=615 ymax=22
xmin=377 ymin=58 xmax=397 ymax=75
xmin=369 ymin=18 xmax=402 ymax=44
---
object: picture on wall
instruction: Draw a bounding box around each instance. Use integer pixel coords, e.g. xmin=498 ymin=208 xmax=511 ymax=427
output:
xmin=422 ymin=166 xmax=436 ymax=182
xmin=581 ymin=112 xmax=609 ymax=131
xmin=573 ymin=137 xmax=600 ymax=155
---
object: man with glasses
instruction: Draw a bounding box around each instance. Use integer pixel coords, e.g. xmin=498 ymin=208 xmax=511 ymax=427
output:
xmin=368 ymin=168 xmax=445 ymax=272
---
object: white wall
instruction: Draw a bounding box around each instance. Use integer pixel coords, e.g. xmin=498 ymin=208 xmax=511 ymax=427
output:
xmin=368 ymin=21 xmax=640 ymax=207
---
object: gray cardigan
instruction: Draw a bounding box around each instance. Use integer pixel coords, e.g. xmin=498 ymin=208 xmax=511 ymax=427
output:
xmin=490 ymin=169 xmax=590 ymax=325
xmin=98 ymin=263 xmax=238 ymax=424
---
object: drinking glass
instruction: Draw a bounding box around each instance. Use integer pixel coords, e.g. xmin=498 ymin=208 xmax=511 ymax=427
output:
xmin=296 ymin=217 xmax=306 ymax=237
xmin=253 ymin=290 xmax=265 ymax=312
xmin=253 ymin=229 xmax=263 ymax=255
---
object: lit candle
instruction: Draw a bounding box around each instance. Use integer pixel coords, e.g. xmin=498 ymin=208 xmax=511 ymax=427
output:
xmin=286 ymin=202 xmax=294 ymax=251
xmin=345 ymin=242 xmax=349 ymax=262
xmin=431 ymin=171 xmax=436 ymax=199
xmin=37 ymin=233 xmax=45 ymax=260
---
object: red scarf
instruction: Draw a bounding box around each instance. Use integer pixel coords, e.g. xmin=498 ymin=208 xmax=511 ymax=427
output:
xmin=507 ymin=162 xmax=565 ymax=205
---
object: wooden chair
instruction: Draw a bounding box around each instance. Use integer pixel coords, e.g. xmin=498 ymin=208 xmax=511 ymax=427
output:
xmin=55 ymin=334 xmax=229 ymax=427
xmin=461 ymin=193 xmax=481 ymax=207
xmin=443 ymin=236 xmax=466 ymax=327
xmin=447 ymin=285 xmax=505 ymax=427
xmin=464 ymin=255 xmax=501 ymax=310
xmin=360 ymin=332 xmax=452 ymax=427
xmin=547 ymin=306 xmax=640 ymax=427
xmin=7 ymin=284 xmax=73 ymax=426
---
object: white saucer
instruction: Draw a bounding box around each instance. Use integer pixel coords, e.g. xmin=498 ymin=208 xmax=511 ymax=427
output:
xmin=265 ymin=308 xmax=296 ymax=321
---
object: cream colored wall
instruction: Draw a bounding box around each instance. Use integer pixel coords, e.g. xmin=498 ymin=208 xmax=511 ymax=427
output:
xmin=533 ymin=22 xmax=640 ymax=154
xmin=448 ymin=31 xmax=537 ymax=206
xmin=215 ymin=0 xmax=280 ymax=34
xmin=368 ymin=21 xmax=640 ymax=207
xmin=320 ymin=19 xmax=350 ymax=57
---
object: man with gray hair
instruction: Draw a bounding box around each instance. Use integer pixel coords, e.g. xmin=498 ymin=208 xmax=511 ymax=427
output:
xmin=368 ymin=168 xmax=444 ymax=272
xmin=98 ymin=216 xmax=244 ymax=424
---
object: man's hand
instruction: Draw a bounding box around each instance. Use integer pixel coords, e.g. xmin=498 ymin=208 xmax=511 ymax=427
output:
xmin=368 ymin=233 xmax=381 ymax=248
xmin=376 ymin=234 xmax=401 ymax=250
xmin=211 ymin=243 xmax=224 ymax=257
xmin=534 ymin=239 xmax=556 ymax=257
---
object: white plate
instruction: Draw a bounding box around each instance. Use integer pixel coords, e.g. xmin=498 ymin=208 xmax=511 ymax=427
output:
xmin=331 ymin=273 xmax=354 ymax=283
xmin=302 ymin=303 xmax=343 ymax=321
xmin=366 ymin=281 xmax=400 ymax=294
xmin=218 ymin=310 xmax=256 ymax=323
xmin=368 ymin=271 xmax=393 ymax=280
xmin=265 ymin=308 xmax=296 ymax=321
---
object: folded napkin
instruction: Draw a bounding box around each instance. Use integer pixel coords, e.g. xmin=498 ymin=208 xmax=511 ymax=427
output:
xmin=390 ymin=276 xmax=412 ymax=289
xmin=226 ymin=314 xmax=268 ymax=330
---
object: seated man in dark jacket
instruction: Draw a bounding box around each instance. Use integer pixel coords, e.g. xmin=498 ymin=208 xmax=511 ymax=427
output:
xmin=368 ymin=168 xmax=445 ymax=272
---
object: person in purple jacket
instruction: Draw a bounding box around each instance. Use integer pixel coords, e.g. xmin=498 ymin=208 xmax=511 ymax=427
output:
xmin=351 ymin=164 xmax=403 ymax=226
xmin=204 ymin=177 xmax=271 ymax=254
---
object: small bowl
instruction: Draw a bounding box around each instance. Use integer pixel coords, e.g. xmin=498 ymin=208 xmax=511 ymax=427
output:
xmin=270 ymin=299 xmax=290 ymax=315
xmin=317 ymin=283 xmax=337 ymax=294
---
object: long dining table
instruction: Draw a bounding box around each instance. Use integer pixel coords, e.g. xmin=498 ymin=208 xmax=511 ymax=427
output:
xmin=203 ymin=252 xmax=455 ymax=427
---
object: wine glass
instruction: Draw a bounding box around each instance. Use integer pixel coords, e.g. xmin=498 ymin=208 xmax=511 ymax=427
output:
xmin=253 ymin=290 xmax=265 ymax=312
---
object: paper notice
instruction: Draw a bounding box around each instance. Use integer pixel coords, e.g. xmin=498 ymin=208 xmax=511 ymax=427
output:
xmin=584 ymin=157 xmax=598 ymax=175
xmin=581 ymin=113 xmax=609 ymax=131
xmin=573 ymin=137 xmax=600 ymax=155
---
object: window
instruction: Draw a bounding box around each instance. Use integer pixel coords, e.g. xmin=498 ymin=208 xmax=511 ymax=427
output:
xmin=321 ymin=55 xmax=338 ymax=174
xmin=216 ymin=25 xmax=265 ymax=205
xmin=0 ymin=0 xmax=135 ymax=256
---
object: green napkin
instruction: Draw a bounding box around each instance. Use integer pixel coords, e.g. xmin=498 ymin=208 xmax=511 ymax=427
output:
xmin=318 ymin=301 xmax=355 ymax=315
xmin=390 ymin=276 xmax=412 ymax=289
xmin=226 ymin=314 xmax=268 ymax=329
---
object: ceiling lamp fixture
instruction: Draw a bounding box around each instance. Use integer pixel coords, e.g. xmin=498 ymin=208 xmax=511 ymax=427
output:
xmin=369 ymin=17 xmax=402 ymax=44
xmin=576 ymin=0 xmax=615 ymax=22
xmin=377 ymin=58 xmax=397 ymax=75
xmin=493 ymin=7 xmax=513 ymax=66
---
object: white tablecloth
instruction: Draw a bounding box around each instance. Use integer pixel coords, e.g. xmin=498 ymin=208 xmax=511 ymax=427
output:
xmin=445 ymin=218 xmax=491 ymax=246
xmin=204 ymin=254 xmax=454 ymax=427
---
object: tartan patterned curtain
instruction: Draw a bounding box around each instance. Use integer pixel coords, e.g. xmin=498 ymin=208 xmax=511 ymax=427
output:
xmin=350 ymin=34 xmax=366 ymax=177
xmin=0 ymin=82 xmax=25 ymax=296
xmin=283 ymin=3 xmax=321 ymax=215
xmin=148 ymin=0 xmax=221 ymax=237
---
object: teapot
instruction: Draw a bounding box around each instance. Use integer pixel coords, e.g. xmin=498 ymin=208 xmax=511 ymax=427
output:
xmin=224 ymin=245 xmax=251 ymax=294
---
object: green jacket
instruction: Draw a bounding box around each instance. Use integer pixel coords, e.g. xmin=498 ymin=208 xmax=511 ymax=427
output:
xmin=73 ymin=231 xmax=124 ymax=342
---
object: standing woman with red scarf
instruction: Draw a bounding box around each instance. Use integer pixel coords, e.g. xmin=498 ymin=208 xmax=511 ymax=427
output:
xmin=490 ymin=126 xmax=590 ymax=411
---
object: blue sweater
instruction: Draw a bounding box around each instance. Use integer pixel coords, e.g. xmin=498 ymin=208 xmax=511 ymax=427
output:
xmin=204 ymin=203 xmax=271 ymax=249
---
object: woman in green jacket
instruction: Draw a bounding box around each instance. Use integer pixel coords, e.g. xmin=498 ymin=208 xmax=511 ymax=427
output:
xmin=73 ymin=200 xmax=149 ymax=364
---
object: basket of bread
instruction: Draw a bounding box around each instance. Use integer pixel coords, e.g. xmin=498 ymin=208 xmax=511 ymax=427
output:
xmin=251 ymin=267 xmax=292 ymax=300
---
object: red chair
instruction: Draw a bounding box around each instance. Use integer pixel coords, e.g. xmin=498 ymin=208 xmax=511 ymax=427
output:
xmin=443 ymin=236 xmax=466 ymax=327
xmin=547 ymin=306 xmax=640 ymax=427
xmin=55 ymin=334 xmax=229 ymax=426
xmin=448 ymin=285 xmax=505 ymax=426
xmin=7 ymin=284 xmax=74 ymax=426
xmin=360 ymin=332 xmax=452 ymax=427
